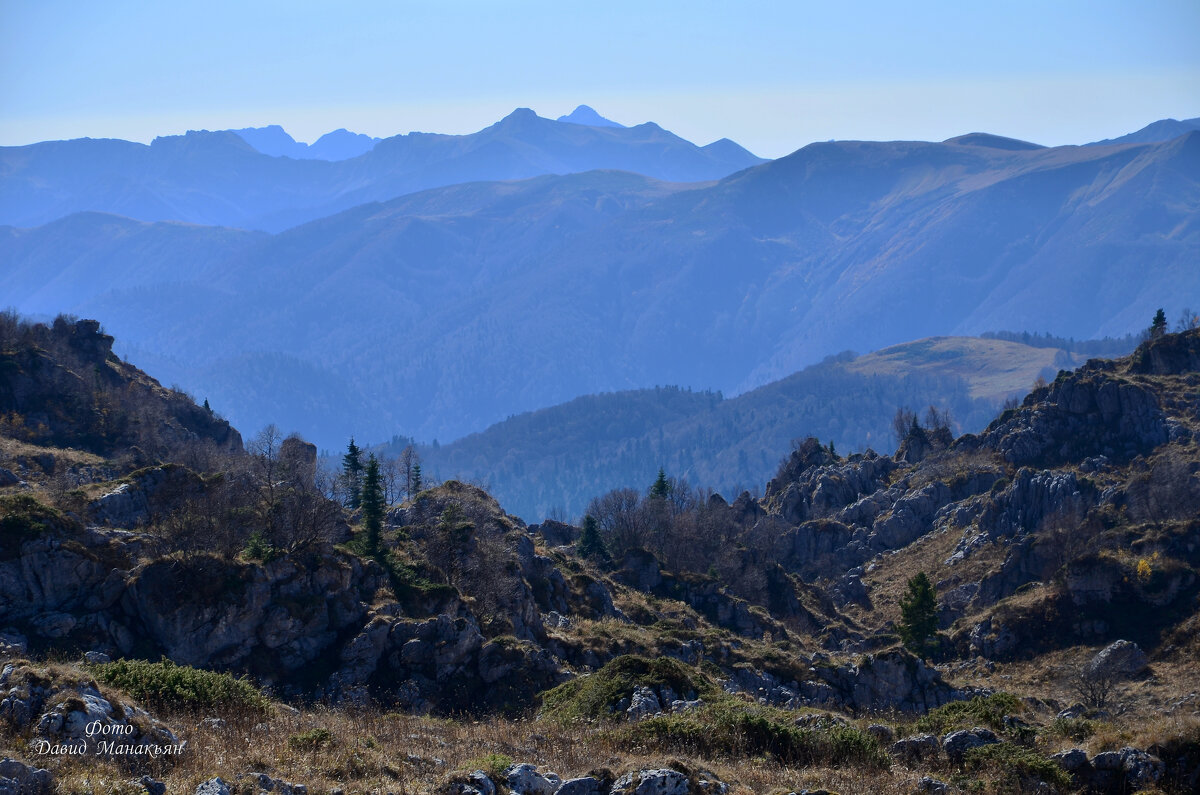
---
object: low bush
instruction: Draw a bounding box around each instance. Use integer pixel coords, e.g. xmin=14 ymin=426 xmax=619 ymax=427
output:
xmin=915 ymin=692 xmax=1023 ymax=735
xmin=288 ymin=727 xmax=333 ymax=751
xmin=465 ymin=752 xmax=513 ymax=780
xmin=91 ymin=658 xmax=269 ymax=713
xmin=1047 ymin=716 xmax=1096 ymax=742
xmin=0 ymin=494 xmax=74 ymax=556
xmin=962 ymin=743 xmax=1071 ymax=790
xmin=615 ymin=702 xmax=889 ymax=769
xmin=540 ymin=655 xmax=706 ymax=723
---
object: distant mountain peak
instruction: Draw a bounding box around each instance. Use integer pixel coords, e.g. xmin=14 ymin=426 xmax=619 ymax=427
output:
xmin=230 ymin=125 xmax=380 ymax=161
xmin=1087 ymin=116 xmax=1200 ymax=147
xmin=557 ymin=105 xmax=625 ymax=128
xmin=943 ymin=132 xmax=1044 ymax=151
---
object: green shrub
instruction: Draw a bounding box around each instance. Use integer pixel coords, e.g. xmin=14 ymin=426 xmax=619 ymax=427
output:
xmin=465 ymin=752 xmax=513 ymax=779
xmin=540 ymin=655 xmax=706 ymax=723
xmin=916 ymin=692 xmax=1023 ymax=735
xmin=241 ymin=531 xmax=279 ymax=563
xmin=288 ymin=727 xmax=333 ymax=751
xmin=962 ymin=743 xmax=1071 ymax=790
xmin=0 ymin=494 xmax=74 ymax=556
xmin=1048 ymin=716 xmax=1096 ymax=742
xmin=92 ymin=658 xmax=268 ymax=713
xmin=616 ymin=702 xmax=889 ymax=769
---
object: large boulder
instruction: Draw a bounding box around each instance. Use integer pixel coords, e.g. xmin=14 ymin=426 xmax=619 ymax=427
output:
xmin=942 ymin=728 xmax=999 ymax=762
xmin=0 ymin=758 xmax=54 ymax=795
xmin=610 ymin=769 xmax=690 ymax=795
xmin=505 ymin=763 xmax=562 ymax=795
xmin=1088 ymin=640 xmax=1148 ymax=680
xmin=890 ymin=734 xmax=941 ymax=765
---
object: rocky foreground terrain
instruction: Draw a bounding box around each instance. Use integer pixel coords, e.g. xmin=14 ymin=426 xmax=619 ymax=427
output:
xmin=1 ymin=314 xmax=1199 ymax=793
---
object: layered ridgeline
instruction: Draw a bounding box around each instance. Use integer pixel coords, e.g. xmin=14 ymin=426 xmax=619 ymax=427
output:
xmin=2 ymin=316 xmax=1199 ymax=793
xmin=0 ymin=107 xmax=764 ymax=232
xmin=3 ymin=126 xmax=1196 ymax=448
xmin=399 ymin=334 xmax=1139 ymax=520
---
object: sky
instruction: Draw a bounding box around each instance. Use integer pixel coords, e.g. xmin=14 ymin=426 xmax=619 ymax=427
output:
xmin=2 ymin=0 xmax=1198 ymax=158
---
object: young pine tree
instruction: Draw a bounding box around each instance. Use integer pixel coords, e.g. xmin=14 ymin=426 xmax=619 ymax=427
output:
xmin=898 ymin=571 xmax=938 ymax=657
xmin=576 ymin=514 xmax=609 ymax=563
xmin=649 ymin=467 xmax=671 ymax=499
xmin=360 ymin=454 xmax=386 ymax=558
xmin=342 ymin=438 xmax=365 ymax=510
xmin=1150 ymin=308 xmax=1168 ymax=339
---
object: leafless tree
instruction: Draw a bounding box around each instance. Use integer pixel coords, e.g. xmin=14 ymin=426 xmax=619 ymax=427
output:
xmin=587 ymin=487 xmax=647 ymax=555
xmin=892 ymin=407 xmax=918 ymax=446
xmin=1067 ymin=661 xmax=1119 ymax=711
xmin=398 ymin=445 xmax=421 ymax=500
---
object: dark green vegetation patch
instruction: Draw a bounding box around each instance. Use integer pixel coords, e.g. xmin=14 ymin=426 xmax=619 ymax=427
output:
xmin=91 ymin=658 xmax=269 ymax=714
xmin=540 ymin=655 xmax=707 ymax=723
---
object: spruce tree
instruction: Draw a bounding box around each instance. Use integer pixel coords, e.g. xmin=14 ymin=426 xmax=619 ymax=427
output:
xmin=342 ymin=437 xmax=364 ymax=509
xmin=361 ymin=454 xmax=386 ymax=558
xmin=649 ymin=467 xmax=670 ymax=499
xmin=1150 ymin=308 xmax=1168 ymax=339
xmin=411 ymin=462 xmax=423 ymax=495
xmin=898 ymin=571 xmax=938 ymax=657
xmin=577 ymin=514 xmax=609 ymax=563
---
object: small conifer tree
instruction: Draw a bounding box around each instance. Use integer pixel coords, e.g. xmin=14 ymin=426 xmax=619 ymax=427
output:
xmin=898 ymin=571 xmax=938 ymax=657
xmin=361 ymin=454 xmax=386 ymax=557
xmin=1150 ymin=308 xmax=1168 ymax=339
xmin=577 ymin=514 xmax=609 ymax=563
xmin=649 ymin=467 xmax=670 ymax=499
xmin=342 ymin=438 xmax=364 ymax=509
xmin=411 ymin=462 xmax=423 ymax=494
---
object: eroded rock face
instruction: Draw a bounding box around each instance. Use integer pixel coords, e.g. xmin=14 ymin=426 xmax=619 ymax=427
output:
xmin=980 ymin=365 xmax=1169 ymax=466
xmin=122 ymin=551 xmax=376 ymax=678
xmin=88 ymin=465 xmax=205 ymax=528
xmin=812 ymin=648 xmax=976 ymax=713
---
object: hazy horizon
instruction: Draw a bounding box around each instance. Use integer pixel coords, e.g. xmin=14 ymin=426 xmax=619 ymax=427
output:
xmin=3 ymin=1 xmax=1198 ymax=158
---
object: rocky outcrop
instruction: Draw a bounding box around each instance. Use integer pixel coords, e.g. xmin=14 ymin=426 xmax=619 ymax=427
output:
xmin=980 ymin=364 xmax=1169 ymax=466
xmin=0 ymin=758 xmax=54 ymax=795
xmin=0 ymin=661 xmax=182 ymax=760
xmin=810 ymin=648 xmax=977 ymax=713
xmin=1128 ymin=328 xmax=1200 ymax=375
xmin=763 ymin=443 xmax=897 ymax=525
xmin=122 ymin=551 xmax=378 ymax=680
xmin=88 ymin=465 xmax=206 ymax=528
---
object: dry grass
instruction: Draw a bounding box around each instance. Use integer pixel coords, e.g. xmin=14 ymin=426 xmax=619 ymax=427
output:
xmin=27 ymin=698 xmax=926 ymax=794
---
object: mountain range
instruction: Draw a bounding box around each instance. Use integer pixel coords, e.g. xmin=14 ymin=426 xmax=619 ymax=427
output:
xmin=0 ymin=108 xmax=764 ymax=232
xmin=3 ymin=120 xmax=1197 ymax=453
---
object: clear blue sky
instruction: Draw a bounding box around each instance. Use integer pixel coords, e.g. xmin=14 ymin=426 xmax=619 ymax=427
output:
xmin=2 ymin=0 xmax=1197 ymax=157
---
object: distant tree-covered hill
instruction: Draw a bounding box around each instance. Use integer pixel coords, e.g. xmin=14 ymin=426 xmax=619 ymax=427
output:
xmin=381 ymin=336 xmax=1134 ymax=521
